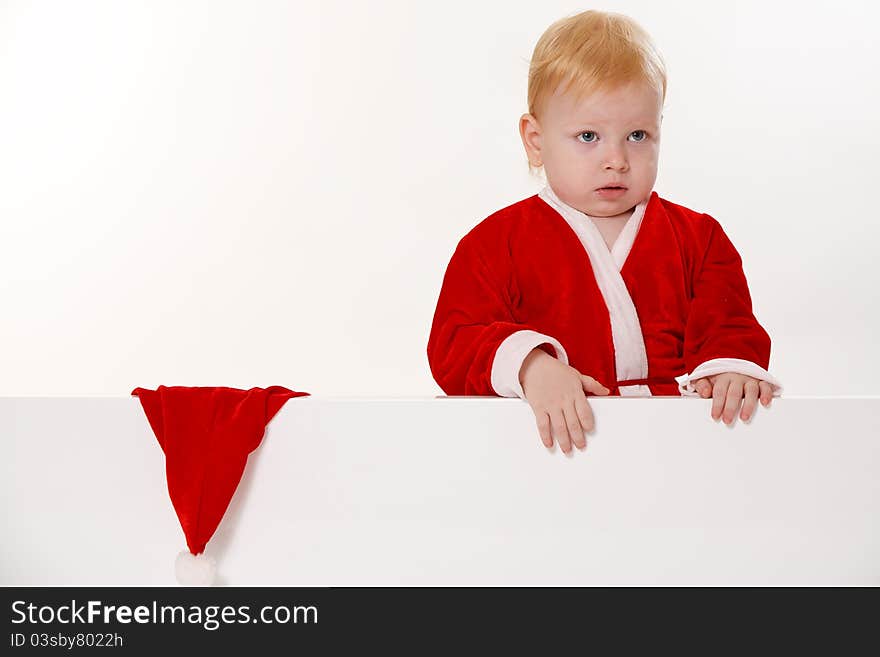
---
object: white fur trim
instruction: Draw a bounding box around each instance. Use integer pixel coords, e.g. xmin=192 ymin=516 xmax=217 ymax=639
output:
xmin=675 ymin=358 xmax=784 ymax=397
xmin=491 ymin=330 xmax=568 ymax=399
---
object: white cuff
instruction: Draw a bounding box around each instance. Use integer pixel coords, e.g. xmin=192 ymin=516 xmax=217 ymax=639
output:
xmin=491 ymin=330 xmax=569 ymax=399
xmin=675 ymin=357 xmax=784 ymax=397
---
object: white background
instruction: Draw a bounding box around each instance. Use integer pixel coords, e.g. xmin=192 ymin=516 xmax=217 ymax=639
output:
xmin=1 ymin=0 xmax=878 ymax=396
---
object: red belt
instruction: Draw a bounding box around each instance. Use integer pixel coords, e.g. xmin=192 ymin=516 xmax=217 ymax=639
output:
xmin=616 ymin=377 xmax=678 ymax=387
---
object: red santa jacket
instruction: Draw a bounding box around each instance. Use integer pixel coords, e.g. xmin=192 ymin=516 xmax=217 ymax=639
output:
xmin=427 ymin=190 xmax=773 ymax=397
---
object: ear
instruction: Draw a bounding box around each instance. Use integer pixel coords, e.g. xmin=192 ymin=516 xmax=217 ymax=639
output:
xmin=519 ymin=113 xmax=543 ymax=167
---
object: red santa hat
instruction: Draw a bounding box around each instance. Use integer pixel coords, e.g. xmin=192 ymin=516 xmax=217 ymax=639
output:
xmin=131 ymin=385 xmax=308 ymax=585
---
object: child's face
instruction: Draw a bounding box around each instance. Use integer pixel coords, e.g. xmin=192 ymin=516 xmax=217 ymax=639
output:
xmin=520 ymin=80 xmax=662 ymax=219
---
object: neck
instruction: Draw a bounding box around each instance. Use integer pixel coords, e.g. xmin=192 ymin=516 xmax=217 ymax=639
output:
xmin=591 ymin=206 xmax=636 ymax=222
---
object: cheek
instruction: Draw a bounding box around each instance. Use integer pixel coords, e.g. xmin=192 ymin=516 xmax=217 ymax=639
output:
xmin=632 ymin=148 xmax=659 ymax=172
xmin=554 ymin=143 xmax=593 ymax=170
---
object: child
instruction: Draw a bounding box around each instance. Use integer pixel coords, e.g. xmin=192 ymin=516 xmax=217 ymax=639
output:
xmin=426 ymin=10 xmax=783 ymax=454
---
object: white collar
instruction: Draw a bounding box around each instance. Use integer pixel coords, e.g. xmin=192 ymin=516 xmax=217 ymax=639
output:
xmin=538 ymin=185 xmax=651 ymax=272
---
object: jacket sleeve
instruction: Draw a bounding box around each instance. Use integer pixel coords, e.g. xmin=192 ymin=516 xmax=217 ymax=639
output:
xmin=427 ymin=232 xmax=565 ymax=396
xmin=682 ymin=215 xmax=773 ymax=375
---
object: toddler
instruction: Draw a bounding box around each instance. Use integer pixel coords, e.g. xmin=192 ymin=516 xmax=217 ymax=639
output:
xmin=427 ymin=10 xmax=783 ymax=454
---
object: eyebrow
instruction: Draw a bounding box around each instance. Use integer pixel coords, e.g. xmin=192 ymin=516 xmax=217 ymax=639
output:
xmin=567 ymin=119 xmax=659 ymax=130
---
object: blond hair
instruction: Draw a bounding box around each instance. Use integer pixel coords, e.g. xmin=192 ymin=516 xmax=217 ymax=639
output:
xmin=527 ymin=10 xmax=667 ymax=119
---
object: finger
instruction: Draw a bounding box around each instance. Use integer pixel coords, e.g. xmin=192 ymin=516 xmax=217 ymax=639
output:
xmin=741 ymin=380 xmax=759 ymax=421
xmin=711 ymin=378 xmax=729 ymax=421
xmin=758 ymin=381 xmax=773 ymax=407
xmin=694 ymin=378 xmax=712 ymax=398
xmin=563 ymin=403 xmax=586 ymax=450
xmin=723 ymin=379 xmax=744 ymax=425
xmin=550 ymin=408 xmax=573 ymax=454
xmin=581 ymin=375 xmax=611 ymax=396
xmin=574 ymin=395 xmax=595 ymax=434
xmin=534 ymin=409 xmax=553 ymax=448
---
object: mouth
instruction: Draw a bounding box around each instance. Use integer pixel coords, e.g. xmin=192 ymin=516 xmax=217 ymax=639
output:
xmin=597 ymin=185 xmax=627 ymax=190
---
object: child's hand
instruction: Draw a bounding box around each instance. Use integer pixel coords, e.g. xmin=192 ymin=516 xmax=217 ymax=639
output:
xmin=691 ymin=372 xmax=774 ymax=424
xmin=519 ymin=348 xmax=610 ymax=454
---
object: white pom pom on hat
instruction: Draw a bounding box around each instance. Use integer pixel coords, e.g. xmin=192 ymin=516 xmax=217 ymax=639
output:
xmin=175 ymin=550 xmax=218 ymax=586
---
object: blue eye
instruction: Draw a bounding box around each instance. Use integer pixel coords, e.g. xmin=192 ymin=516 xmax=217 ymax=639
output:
xmin=629 ymin=130 xmax=647 ymax=142
xmin=577 ymin=131 xmax=597 ymax=143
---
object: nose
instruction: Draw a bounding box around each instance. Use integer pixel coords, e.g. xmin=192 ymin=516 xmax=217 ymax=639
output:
xmin=602 ymin=144 xmax=629 ymax=172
